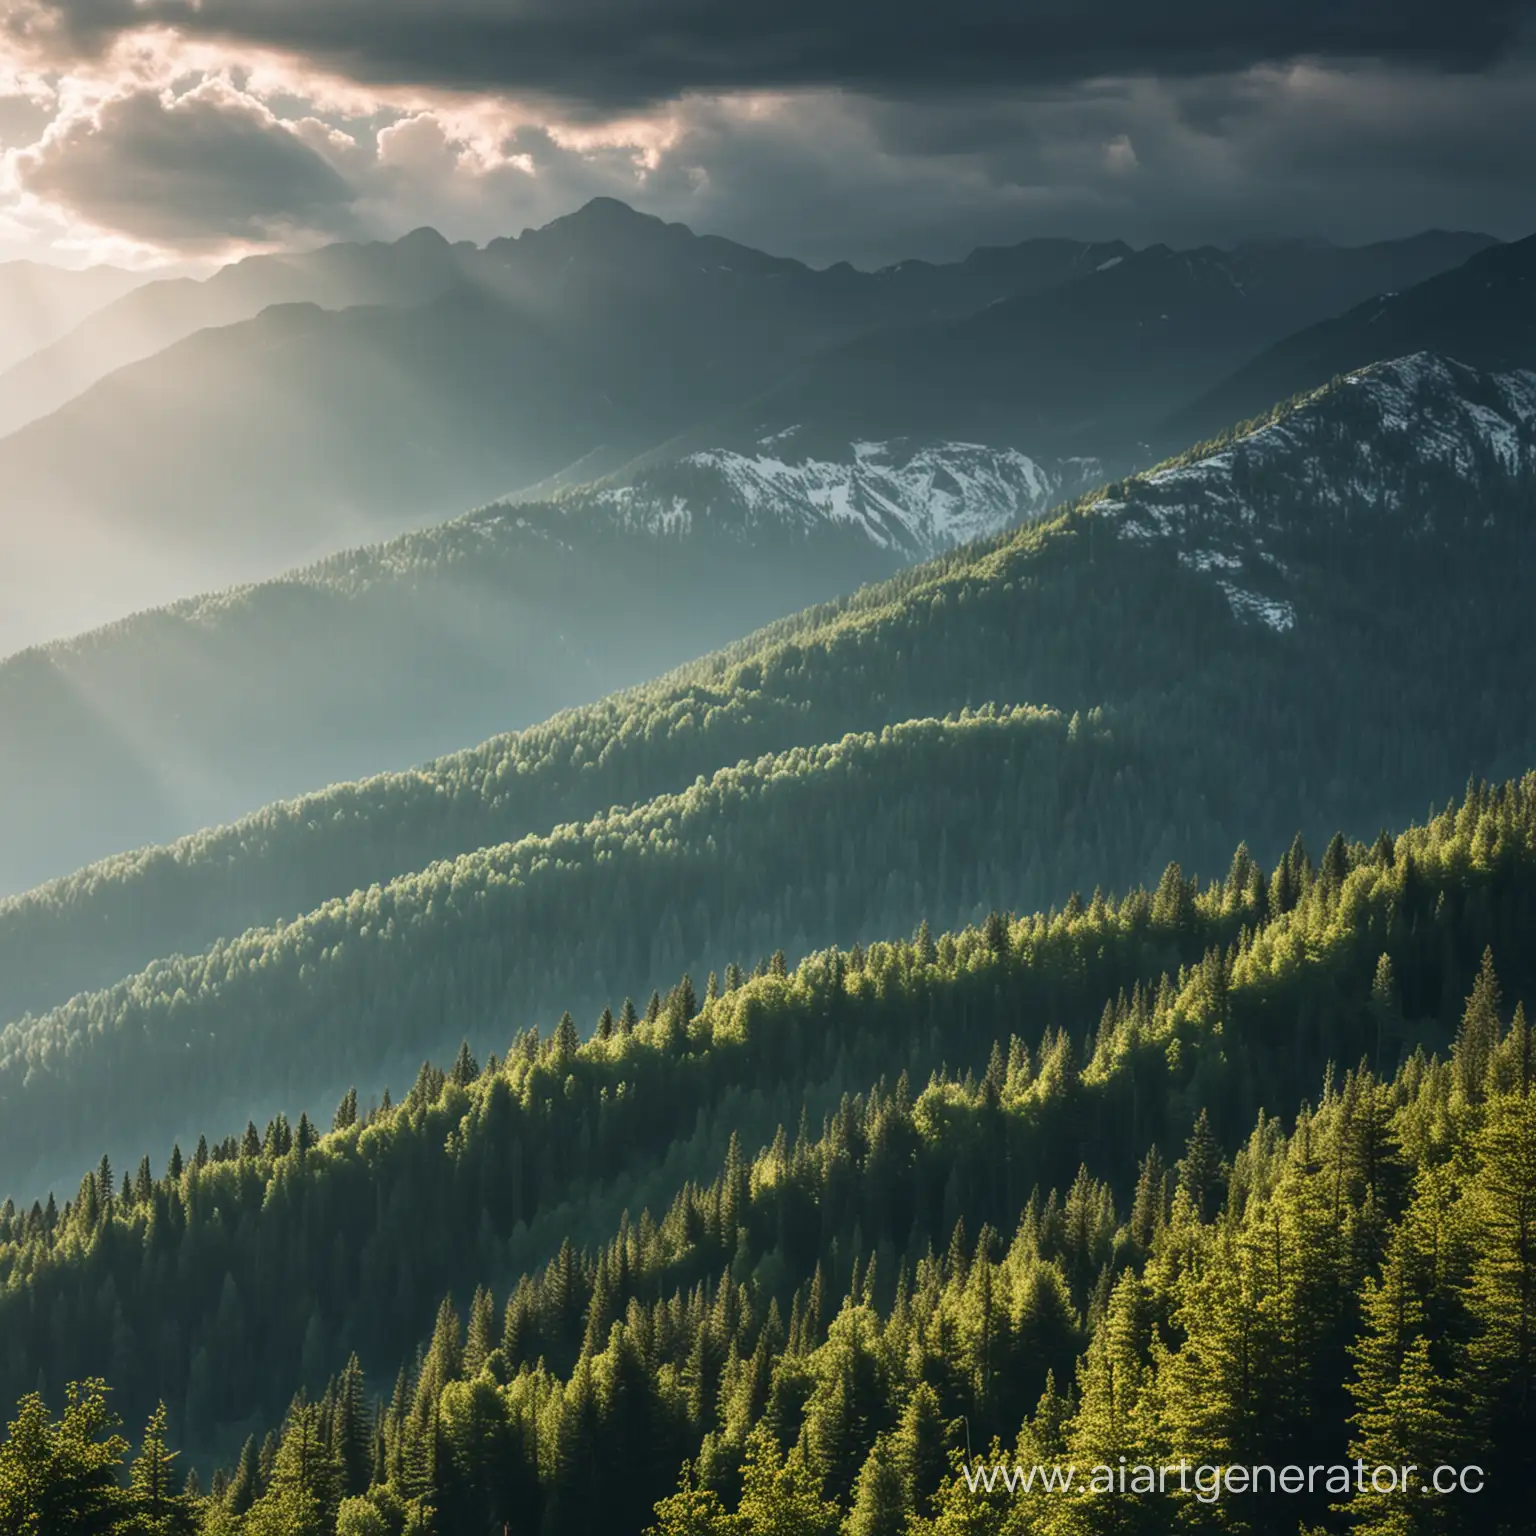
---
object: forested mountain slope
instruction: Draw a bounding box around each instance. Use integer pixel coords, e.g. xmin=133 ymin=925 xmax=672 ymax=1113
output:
xmin=0 ymin=351 xmax=1528 ymax=1034
xmin=1 ymin=353 xmax=1534 ymax=1195
xmin=0 ymin=202 xmax=1132 ymax=653
xmin=0 ymin=437 xmax=1065 ymax=896
xmin=1 ymin=777 xmax=1533 ymax=1536
xmin=0 ymin=706 xmax=1200 ymax=1192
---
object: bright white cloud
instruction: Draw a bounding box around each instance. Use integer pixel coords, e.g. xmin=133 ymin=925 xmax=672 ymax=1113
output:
xmin=0 ymin=17 xmax=1530 ymax=267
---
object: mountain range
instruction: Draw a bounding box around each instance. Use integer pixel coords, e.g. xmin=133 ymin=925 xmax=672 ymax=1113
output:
xmin=672 ymin=229 xmax=1499 ymax=461
xmin=1168 ymin=229 xmax=1536 ymax=446
xmin=2 ymin=347 xmax=1532 ymax=1195
xmin=0 ymin=257 xmax=142 ymax=374
xmin=0 ymin=436 xmax=1078 ymax=895
xmin=0 ymin=207 xmax=1133 ymax=444
xmin=3 ymin=191 xmax=1536 ymax=1536
xmin=0 ymin=207 xmax=1495 ymax=654
xmin=0 ymin=209 xmax=1515 ymax=903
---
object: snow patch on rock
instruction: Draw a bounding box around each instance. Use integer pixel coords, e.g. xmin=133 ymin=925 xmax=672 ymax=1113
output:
xmin=1100 ymin=353 xmax=1536 ymax=635
xmin=587 ymin=439 xmax=1093 ymax=558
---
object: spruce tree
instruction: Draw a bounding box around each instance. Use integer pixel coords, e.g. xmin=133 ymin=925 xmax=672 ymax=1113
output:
xmin=844 ymin=1433 xmax=907 ymax=1536
xmin=1453 ymin=947 xmax=1502 ymax=1103
xmin=128 ymin=1403 xmax=196 ymax=1535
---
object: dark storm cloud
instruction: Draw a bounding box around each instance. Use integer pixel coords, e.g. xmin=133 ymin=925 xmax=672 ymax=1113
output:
xmin=18 ymin=86 xmax=355 ymax=244
xmin=610 ymin=65 xmax=1536 ymax=264
xmin=17 ymin=0 xmax=1536 ymax=107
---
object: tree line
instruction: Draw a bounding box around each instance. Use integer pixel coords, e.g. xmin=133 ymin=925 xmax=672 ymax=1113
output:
xmin=2 ymin=775 xmax=1533 ymax=1502
xmin=4 ymin=936 xmax=1531 ymax=1534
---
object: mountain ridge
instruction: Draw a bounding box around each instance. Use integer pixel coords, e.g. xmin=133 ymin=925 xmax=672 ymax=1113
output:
xmin=0 ymin=437 xmax=1057 ymax=896
xmin=1167 ymin=229 xmax=1536 ymax=446
xmin=637 ymin=229 xmax=1501 ymax=469
xmin=2 ymin=349 xmax=1535 ymax=1190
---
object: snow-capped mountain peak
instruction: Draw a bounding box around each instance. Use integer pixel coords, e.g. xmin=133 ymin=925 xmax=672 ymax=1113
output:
xmin=1099 ymin=352 xmax=1536 ymax=633
xmin=569 ymin=437 xmax=1102 ymax=559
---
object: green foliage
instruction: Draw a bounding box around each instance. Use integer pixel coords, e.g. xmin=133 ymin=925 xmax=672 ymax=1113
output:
xmin=3 ymin=779 xmax=1536 ymax=1536
xmin=0 ymin=1379 xmax=136 ymax=1535
xmin=5 ymin=356 xmax=1536 ymax=1196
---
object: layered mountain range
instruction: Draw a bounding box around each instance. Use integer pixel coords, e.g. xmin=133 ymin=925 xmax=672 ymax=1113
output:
xmin=0 ymin=207 xmax=1496 ymax=654
xmin=2 ymin=347 xmax=1533 ymax=1195
xmin=0 ymin=209 xmax=1519 ymax=900
xmin=0 ymin=437 xmax=1078 ymax=895
xmin=3 ymin=194 xmax=1536 ymax=1536
xmin=0 ymin=210 xmax=1132 ymax=443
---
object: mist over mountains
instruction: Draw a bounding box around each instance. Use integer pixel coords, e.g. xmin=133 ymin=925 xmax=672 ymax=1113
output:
xmin=4 ymin=187 xmax=1536 ymax=1536
xmin=0 ymin=205 xmax=1496 ymax=655
xmin=0 ymin=436 xmax=1079 ymax=895
xmin=0 ymin=258 xmax=144 ymax=374
xmin=0 ymin=202 xmax=1508 ymax=900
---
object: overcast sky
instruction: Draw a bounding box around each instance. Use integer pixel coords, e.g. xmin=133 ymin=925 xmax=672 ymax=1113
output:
xmin=2 ymin=0 xmax=1535 ymax=269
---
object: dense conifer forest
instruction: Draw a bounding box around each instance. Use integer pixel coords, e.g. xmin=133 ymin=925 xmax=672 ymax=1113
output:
xmin=0 ymin=482 xmax=913 ymax=898
xmin=2 ymin=353 xmax=1533 ymax=1195
xmin=2 ymin=777 xmax=1534 ymax=1533
xmin=0 ymin=105 xmax=1527 ymax=1536
xmin=1 ymin=234 xmax=1532 ymax=1536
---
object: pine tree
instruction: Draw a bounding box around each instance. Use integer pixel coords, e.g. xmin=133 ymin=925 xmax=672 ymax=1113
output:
xmin=554 ymin=1012 xmax=580 ymax=1067
xmin=333 ymin=1355 xmax=374 ymax=1500
xmin=450 ymin=1041 xmax=479 ymax=1086
xmin=1453 ymin=947 xmax=1502 ymax=1103
xmin=676 ymin=974 xmax=699 ymax=1027
xmin=1369 ymin=953 xmax=1398 ymax=1076
xmin=128 ymin=1403 xmax=197 ymax=1535
xmin=1061 ymin=1272 xmax=1164 ymax=1533
xmin=914 ymin=918 xmax=938 ymax=966
xmin=891 ymin=1382 xmax=950 ymax=1518
xmin=1129 ymin=1146 xmax=1168 ymax=1252
xmin=333 ymin=1088 xmax=359 ymax=1132
xmin=1175 ymin=1110 xmax=1223 ymax=1221
xmin=245 ymin=1401 xmax=339 ymax=1536
xmin=226 ymin=1435 xmax=261 ymax=1514
xmin=463 ymin=1288 xmax=497 ymax=1380
xmin=1320 ymin=831 xmax=1350 ymax=893
xmin=1344 ymin=1336 xmax=1464 ymax=1536
xmin=1463 ymin=1087 xmax=1536 ymax=1488
xmin=845 ymin=1433 xmax=907 ymax=1536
